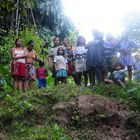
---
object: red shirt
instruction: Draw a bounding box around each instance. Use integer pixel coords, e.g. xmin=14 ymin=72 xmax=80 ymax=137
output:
xmin=36 ymin=67 xmax=47 ymax=78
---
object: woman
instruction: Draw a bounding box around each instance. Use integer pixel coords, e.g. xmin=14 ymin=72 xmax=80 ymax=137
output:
xmin=48 ymin=36 xmax=64 ymax=85
xmin=11 ymin=38 xmax=26 ymax=92
xmin=74 ymin=36 xmax=88 ymax=86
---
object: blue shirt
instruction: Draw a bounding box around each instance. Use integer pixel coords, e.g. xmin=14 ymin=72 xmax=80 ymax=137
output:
xmin=113 ymin=69 xmax=126 ymax=80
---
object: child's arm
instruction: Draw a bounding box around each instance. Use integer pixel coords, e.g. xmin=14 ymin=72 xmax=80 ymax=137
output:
xmin=65 ymin=59 xmax=68 ymax=70
xmin=66 ymin=63 xmax=68 ymax=71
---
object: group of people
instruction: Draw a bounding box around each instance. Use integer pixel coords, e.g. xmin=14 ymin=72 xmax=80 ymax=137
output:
xmin=11 ymin=30 xmax=140 ymax=92
xmin=11 ymin=38 xmax=37 ymax=92
xmin=48 ymin=30 xmax=139 ymax=88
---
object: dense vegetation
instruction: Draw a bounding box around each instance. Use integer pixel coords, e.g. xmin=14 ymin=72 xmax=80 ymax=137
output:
xmin=0 ymin=83 xmax=139 ymax=139
xmin=0 ymin=0 xmax=140 ymax=91
xmin=0 ymin=0 xmax=76 ymax=91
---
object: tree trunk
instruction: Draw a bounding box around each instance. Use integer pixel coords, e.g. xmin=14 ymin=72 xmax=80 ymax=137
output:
xmin=16 ymin=0 xmax=20 ymax=36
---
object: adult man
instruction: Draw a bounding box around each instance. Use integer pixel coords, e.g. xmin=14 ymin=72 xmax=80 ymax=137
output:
xmin=86 ymin=30 xmax=104 ymax=86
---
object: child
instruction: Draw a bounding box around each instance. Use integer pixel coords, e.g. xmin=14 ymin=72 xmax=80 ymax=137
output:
xmin=65 ymin=43 xmax=75 ymax=76
xmin=133 ymin=54 xmax=140 ymax=82
xmin=54 ymin=47 xmax=68 ymax=85
xmin=104 ymin=63 xmax=126 ymax=88
xmin=48 ymin=36 xmax=64 ymax=85
xmin=36 ymin=60 xmax=48 ymax=88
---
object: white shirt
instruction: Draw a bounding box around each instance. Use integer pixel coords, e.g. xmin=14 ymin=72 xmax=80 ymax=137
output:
xmin=74 ymin=45 xmax=87 ymax=55
xmin=54 ymin=55 xmax=68 ymax=71
xmin=14 ymin=49 xmax=25 ymax=63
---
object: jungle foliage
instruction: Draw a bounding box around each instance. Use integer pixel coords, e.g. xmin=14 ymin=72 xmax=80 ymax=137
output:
xmin=0 ymin=0 xmax=75 ymax=91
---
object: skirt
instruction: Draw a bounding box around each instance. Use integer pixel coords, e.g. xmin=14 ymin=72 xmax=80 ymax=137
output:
xmin=56 ymin=69 xmax=68 ymax=78
xmin=26 ymin=63 xmax=36 ymax=81
xmin=11 ymin=62 xmax=26 ymax=77
xmin=68 ymin=62 xmax=75 ymax=75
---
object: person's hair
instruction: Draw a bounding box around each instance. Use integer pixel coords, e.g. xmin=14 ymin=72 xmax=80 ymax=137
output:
xmin=92 ymin=30 xmax=104 ymax=40
xmin=106 ymin=33 xmax=114 ymax=41
xmin=76 ymin=36 xmax=86 ymax=46
xmin=57 ymin=47 xmax=65 ymax=56
xmin=63 ymin=37 xmax=69 ymax=43
xmin=54 ymin=36 xmax=62 ymax=46
xmin=39 ymin=60 xmax=45 ymax=67
xmin=15 ymin=38 xmax=21 ymax=46
xmin=67 ymin=43 xmax=72 ymax=49
xmin=134 ymin=54 xmax=140 ymax=61
xmin=28 ymin=40 xmax=34 ymax=46
xmin=114 ymin=63 xmax=124 ymax=70
xmin=120 ymin=32 xmax=129 ymax=41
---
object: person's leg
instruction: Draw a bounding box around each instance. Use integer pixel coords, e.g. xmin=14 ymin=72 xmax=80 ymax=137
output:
xmin=55 ymin=77 xmax=59 ymax=85
xmin=38 ymin=78 xmax=41 ymax=88
xmin=77 ymin=72 xmax=82 ymax=85
xmin=43 ymin=78 xmax=47 ymax=88
xmin=83 ymin=71 xmax=88 ymax=86
xmin=72 ymin=73 xmax=79 ymax=85
xmin=104 ymin=79 xmax=114 ymax=84
xmin=95 ymin=66 xmax=103 ymax=83
xmin=127 ymin=65 xmax=132 ymax=81
xmin=12 ymin=62 xmax=19 ymax=91
xmin=18 ymin=79 xmax=23 ymax=93
xmin=89 ymin=69 xmax=95 ymax=86
xmin=13 ymin=78 xmax=18 ymax=91
xmin=24 ymin=80 xmax=28 ymax=92
xmin=54 ymin=78 xmax=57 ymax=85
xmin=30 ymin=80 xmax=34 ymax=90
xmin=24 ymin=64 xmax=29 ymax=92
xmin=117 ymin=80 xmax=125 ymax=88
xmin=103 ymin=57 xmax=108 ymax=81
xmin=61 ymin=77 xmax=67 ymax=84
xmin=103 ymin=69 xmax=108 ymax=82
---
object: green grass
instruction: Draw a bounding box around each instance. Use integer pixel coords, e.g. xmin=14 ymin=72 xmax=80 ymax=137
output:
xmin=0 ymin=82 xmax=140 ymax=139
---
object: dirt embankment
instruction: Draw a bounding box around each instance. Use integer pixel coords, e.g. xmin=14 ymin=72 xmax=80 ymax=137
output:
xmin=52 ymin=94 xmax=139 ymax=140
